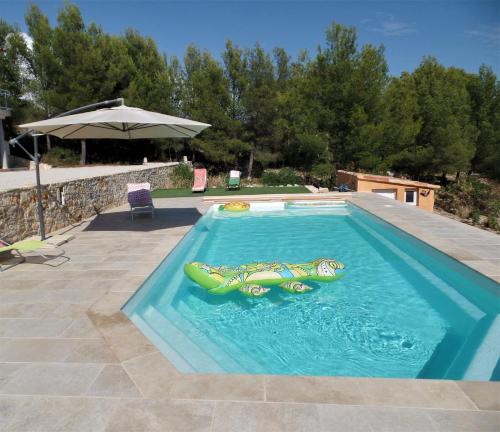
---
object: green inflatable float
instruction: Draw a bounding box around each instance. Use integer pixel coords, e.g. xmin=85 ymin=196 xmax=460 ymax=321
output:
xmin=184 ymin=258 xmax=345 ymax=297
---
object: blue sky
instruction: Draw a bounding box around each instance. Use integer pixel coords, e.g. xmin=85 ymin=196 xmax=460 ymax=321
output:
xmin=1 ymin=0 xmax=499 ymax=76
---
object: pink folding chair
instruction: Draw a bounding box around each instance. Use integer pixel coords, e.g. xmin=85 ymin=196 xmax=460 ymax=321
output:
xmin=192 ymin=168 xmax=207 ymax=192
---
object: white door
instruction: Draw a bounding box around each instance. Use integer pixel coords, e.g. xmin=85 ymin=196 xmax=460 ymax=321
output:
xmin=372 ymin=189 xmax=397 ymax=200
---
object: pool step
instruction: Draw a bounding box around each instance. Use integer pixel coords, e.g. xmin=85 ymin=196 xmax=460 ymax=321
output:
xmin=349 ymin=214 xmax=484 ymax=324
xmin=175 ymin=299 xmax=266 ymax=374
xmin=445 ymin=314 xmax=500 ymax=380
xmin=155 ymin=303 xmax=248 ymax=373
xmin=142 ymin=304 xmax=225 ymax=373
xmin=128 ymin=311 xmax=194 ymax=372
xmin=417 ymin=331 xmax=463 ymax=379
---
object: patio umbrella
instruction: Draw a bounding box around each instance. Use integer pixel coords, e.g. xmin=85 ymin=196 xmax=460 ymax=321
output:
xmin=19 ymin=104 xmax=211 ymax=139
xmin=12 ymin=99 xmax=211 ymax=240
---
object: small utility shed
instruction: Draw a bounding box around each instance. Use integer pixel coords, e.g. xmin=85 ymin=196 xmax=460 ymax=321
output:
xmin=337 ymin=170 xmax=440 ymax=211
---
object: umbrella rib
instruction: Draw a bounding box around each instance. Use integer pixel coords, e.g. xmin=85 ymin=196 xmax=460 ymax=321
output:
xmin=61 ymin=124 xmax=89 ymax=139
xmin=128 ymin=124 xmax=159 ymax=130
xmin=39 ymin=124 xmax=76 ymax=135
xmin=40 ymin=123 xmax=118 ymax=136
xmin=127 ymin=123 xmax=147 ymax=129
xmin=164 ymin=124 xmax=201 ymax=135
xmin=129 ymin=123 xmax=195 ymax=137
xmin=101 ymin=122 xmax=124 ymax=131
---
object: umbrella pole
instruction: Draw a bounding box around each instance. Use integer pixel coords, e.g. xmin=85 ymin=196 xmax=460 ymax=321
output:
xmin=33 ymin=134 xmax=46 ymax=240
xmin=8 ymin=98 xmax=124 ymax=241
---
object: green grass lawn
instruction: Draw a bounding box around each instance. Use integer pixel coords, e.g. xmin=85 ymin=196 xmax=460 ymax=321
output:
xmin=151 ymin=186 xmax=310 ymax=198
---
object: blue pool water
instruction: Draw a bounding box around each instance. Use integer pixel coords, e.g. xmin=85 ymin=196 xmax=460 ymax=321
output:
xmin=123 ymin=203 xmax=500 ymax=380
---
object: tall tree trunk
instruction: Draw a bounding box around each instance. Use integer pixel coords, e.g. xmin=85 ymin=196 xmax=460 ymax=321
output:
xmin=46 ymin=135 xmax=52 ymax=151
xmin=80 ymin=139 xmax=86 ymax=166
xmin=247 ymin=148 xmax=254 ymax=180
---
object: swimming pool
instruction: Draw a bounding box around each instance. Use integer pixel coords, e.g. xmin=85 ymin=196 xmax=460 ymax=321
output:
xmin=122 ymin=202 xmax=499 ymax=380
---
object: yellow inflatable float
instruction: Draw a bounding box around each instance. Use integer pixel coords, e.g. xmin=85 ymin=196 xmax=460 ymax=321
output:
xmin=221 ymin=201 xmax=250 ymax=212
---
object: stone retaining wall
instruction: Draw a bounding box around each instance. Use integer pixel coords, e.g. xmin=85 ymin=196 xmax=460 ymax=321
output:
xmin=0 ymin=163 xmax=178 ymax=243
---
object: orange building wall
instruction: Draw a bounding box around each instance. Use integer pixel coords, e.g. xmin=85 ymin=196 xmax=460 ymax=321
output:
xmin=357 ymin=179 xmax=435 ymax=211
xmin=336 ymin=171 xmax=437 ymax=212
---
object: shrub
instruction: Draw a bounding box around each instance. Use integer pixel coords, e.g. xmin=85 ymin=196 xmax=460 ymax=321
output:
xmin=42 ymin=147 xmax=80 ymax=167
xmin=486 ymin=202 xmax=500 ymax=231
xmin=171 ymin=163 xmax=194 ymax=188
xmin=311 ymin=163 xmax=336 ymax=189
xmin=436 ymin=176 xmax=500 ymax=232
xmin=261 ymin=170 xmax=280 ymax=186
xmin=278 ymin=167 xmax=300 ymax=185
xmin=470 ymin=208 xmax=481 ymax=224
xmin=261 ymin=168 xmax=300 ymax=186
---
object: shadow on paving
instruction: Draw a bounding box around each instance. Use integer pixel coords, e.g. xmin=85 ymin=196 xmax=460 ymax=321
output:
xmin=83 ymin=207 xmax=203 ymax=232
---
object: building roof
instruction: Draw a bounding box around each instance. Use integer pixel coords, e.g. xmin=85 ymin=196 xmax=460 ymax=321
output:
xmin=338 ymin=170 xmax=440 ymax=189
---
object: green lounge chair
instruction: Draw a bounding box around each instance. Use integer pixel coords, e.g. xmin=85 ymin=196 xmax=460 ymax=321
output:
xmin=0 ymin=238 xmax=68 ymax=271
xmin=227 ymin=170 xmax=241 ymax=190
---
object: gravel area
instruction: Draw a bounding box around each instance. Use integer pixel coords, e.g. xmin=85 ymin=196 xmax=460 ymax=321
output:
xmin=0 ymin=163 xmax=175 ymax=191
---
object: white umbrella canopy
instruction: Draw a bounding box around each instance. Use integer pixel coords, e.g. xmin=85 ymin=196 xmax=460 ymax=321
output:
xmin=19 ymin=105 xmax=211 ymax=139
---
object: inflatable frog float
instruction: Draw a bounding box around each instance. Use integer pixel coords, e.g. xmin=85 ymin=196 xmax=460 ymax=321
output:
xmin=184 ymin=258 xmax=345 ymax=297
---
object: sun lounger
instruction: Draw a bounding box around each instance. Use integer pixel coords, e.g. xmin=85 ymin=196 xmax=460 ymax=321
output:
xmin=192 ymin=168 xmax=207 ymax=192
xmin=227 ymin=170 xmax=241 ymax=190
xmin=0 ymin=238 xmax=68 ymax=271
xmin=127 ymin=182 xmax=154 ymax=219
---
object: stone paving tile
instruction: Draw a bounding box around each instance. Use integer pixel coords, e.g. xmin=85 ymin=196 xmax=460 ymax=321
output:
xmin=64 ymin=339 xmax=119 ymax=363
xmin=0 ymin=289 xmax=46 ymax=304
xmin=108 ymin=276 xmax=147 ymax=293
xmin=316 ymin=404 xmax=377 ymax=432
xmin=42 ymin=286 xmax=111 ymax=305
xmin=102 ymin=254 xmax=164 ymax=263
xmin=461 ymin=259 xmax=500 ymax=277
xmin=212 ymin=401 xmax=320 ymax=432
xmin=265 ymin=376 xmax=366 ymax=405
xmin=0 ymin=363 xmax=104 ymax=396
xmin=0 ymin=365 xmax=25 ymax=388
xmin=357 ymin=378 xmax=477 ymax=410
xmin=0 ymin=318 xmax=73 ymax=338
xmin=71 ymin=261 xmax=160 ymax=273
xmin=427 ymin=409 xmax=500 ymax=432
xmin=2 ymin=269 xmax=127 ymax=281
xmin=169 ymin=373 xmax=266 ymax=402
xmin=0 ymin=279 xmax=41 ymax=290
xmin=88 ymin=310 xmax=158 ymax=363
xmin=105 ymin=399 xmax=214 ymax=432
xmin=87 ymin=365 xmax=141 ymax=398
xmin=0 ymin=397 xmax=31 ymax=431
xmin=350 ymin=406 xmax=438 ymax=432
xmin=457 ymin=381 xmax=500 ymax=411
xmin=59 ymin=316 xmax=102 ymax=338
xmin=464 ymin=245 xmax=500 ymax=259
xmin=3 ymin=396 xmax=119 ymax=432
xmin=122 ymin=352 xmax=179 ymax=399
xmin=89 ymin=291 xmax=135 ymax=316
xmin=0 ymin=303 xmax=55 ymax=319
xmin=438 ymin=248 xmax=482 ymax=261
xmin=46 ymin=303 xmax=92 ymax=319
xmin=0 ymin=339 xmax=78 ymax=362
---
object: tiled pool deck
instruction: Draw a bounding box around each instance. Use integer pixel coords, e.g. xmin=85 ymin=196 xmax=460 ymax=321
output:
xmin=0 ymin=193 xmax=498 ymax=431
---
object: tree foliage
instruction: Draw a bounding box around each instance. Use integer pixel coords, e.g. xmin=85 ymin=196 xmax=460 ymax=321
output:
xmin=1 ymin=4 xmax=498 ymax=180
